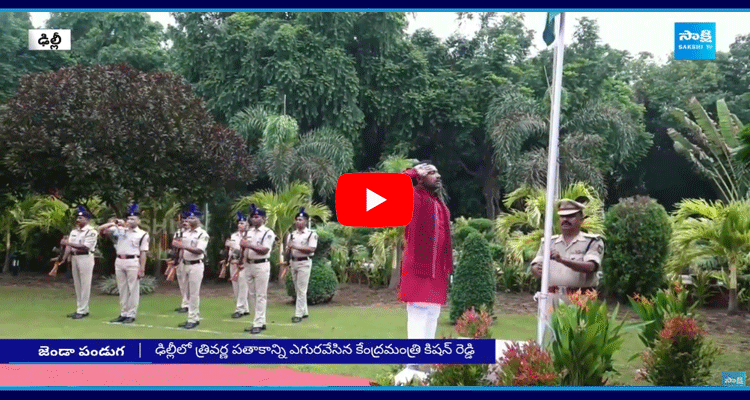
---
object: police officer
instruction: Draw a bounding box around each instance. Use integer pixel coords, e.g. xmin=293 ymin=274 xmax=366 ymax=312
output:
xmin=173 ymin=216 xmax=190 ymax=313
xmin=286 ymin=207 xmax=317 ymax=323
xmin=63 ymin=205 xmax=99 ymax=319
xmin=174 ymin=204 xmax=209 ymax=329
xmin=227 ymin=211 xmax=251 ymax=319
xmin=99 ymin=203 xmax=149 ymax=324
xmin=531 ymin=197 xmax=605 ymax=308
xmin=240 ymin=204 xmax=275 ymax=335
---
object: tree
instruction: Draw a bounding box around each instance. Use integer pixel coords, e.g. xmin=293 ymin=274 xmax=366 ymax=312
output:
xmin=495 ymin=182 xmax=605 ymax=267
xmin=45 ymin=12 xmax=168 ymax=72
xmin=667 ymin=199 xmax=750 ymax=315
xmin=450 ymin=231 xmax=495 ymax=322
xmin=0 ymin=64 xmax=255 ymax=207
xmin=667 ymin=97 xmax=749 ymax=203
xmin=232 ymin=182 xmax=331 ymax=266
xmin=0 ymin=12 xmax=70 ymax=103
xmin=230 ymin=107 xmax=354 ymax=199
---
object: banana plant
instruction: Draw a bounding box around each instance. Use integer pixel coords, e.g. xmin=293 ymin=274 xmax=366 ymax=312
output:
xmin=667 ymin=97 xmax=749 ymax=203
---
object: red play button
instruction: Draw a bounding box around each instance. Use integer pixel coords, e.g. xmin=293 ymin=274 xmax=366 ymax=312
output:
xmin=335 ymin=173 xmax=414 ymax=227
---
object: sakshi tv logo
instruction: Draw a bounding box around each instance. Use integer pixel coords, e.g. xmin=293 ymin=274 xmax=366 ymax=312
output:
xmin=674 ymin=22 xmax=715 ymax=60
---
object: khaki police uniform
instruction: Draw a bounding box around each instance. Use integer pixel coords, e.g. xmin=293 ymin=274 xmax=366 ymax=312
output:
xmin=68 ymin=224 xmax=99 ymax=315
xmin=243 ymin=225 xmax=275 ymax=328
xmin=287 ymin=228 xmax=318 ymax=318
xmin=179 ymin=227 xmax=209 ymax=324
xmin=173 ymin=228 xmax=190 ymax=310
xmin=531 ymin=232 xmax=604 ymax=302
xmin=107 ymin=226 xmax=149 ymax=319
xmin=229 ymin=231 xmax=253 ymax=315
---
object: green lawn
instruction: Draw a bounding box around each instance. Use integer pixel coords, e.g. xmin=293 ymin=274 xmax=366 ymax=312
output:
xmin=0 ymin=285 xmax=747 ymax=385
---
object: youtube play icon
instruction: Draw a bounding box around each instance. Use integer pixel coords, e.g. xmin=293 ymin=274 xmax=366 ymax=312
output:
xmin=336 ymin=173 xmax=413 ymax=227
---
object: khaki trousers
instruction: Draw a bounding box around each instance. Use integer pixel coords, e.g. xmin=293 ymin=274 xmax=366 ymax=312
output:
xmin=71 ymin=254 xmax=95 ymax=314
xmin=231 ymin=262 xmax=253 ymax=314
xmin=115 ymin=258 xmax=140 ymax=318
xmin=184 ymin=261 xmax=204 ymax=323
xmin=291 ymin=260 xmax=312 ymax=318
xmin=247 ymin=261 xmax=270 ymax=328
xmin=176 ymin=262 xmax=189 ymax=308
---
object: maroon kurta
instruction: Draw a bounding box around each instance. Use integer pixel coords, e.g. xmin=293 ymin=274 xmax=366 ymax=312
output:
xmin=398 ymin=179 xmax=453 ymax=305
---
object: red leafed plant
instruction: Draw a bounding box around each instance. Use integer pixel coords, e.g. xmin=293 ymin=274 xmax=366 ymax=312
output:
xmin=491 ymin=340 xmax=559 ymax=386
xmin=454 ymin=306 xmax=493 ymax=339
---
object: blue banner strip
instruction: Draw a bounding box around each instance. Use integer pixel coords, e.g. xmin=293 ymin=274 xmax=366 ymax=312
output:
xmin=0 ymin=339 xmax=495 ymax=364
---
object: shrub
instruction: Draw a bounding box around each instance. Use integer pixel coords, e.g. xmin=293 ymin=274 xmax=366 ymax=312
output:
xmin=450 ymin=232 xmax=495 ymax=322
xmin=488 ymin=242 xmax=504 ymax=262
xmin=453 ymin=225 xmax=479 ymax=248
xmin=454 ymin=306 xmax=493 ymax=339
xmin=490 ymin=340 xmax=560 ymax=386
xmin=428 ymin=364 xmax=490 ymax=386
xmin=312 ymin=225 xmax=335 ymax=263
xmin=285 ymin=260 xmax=338 ymax=305
xmin=549 ymin=290 xmax=628 ymax=386
xmin=640 ymin=316 xmax=720 ymax=386
xmin=628 ymin=284 xmax=697 ymax=349
xmin=601 ymin=196 xmax=672 ymax=301
xmin=97 ymin=275 xmax=157 ymax=295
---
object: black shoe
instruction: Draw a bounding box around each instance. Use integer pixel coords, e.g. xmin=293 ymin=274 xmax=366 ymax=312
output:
xmin=292 ymin=316 xmax=302 ymax=323
xmin=302 ymin=315 xmax=309 ymax=319
xmin=231 ymin=312 xmax=245 ymax=319
xmin=178 ymin=321 xmax=188 ymax=328
xmin=67 ymin=312 xmax=77 ymax=318
xmin=122 ymin=317 xmax=135 ymax=324
xmin=250 ymin=327 xmax=262 ymax=334
xmin=175 ymin=307 xmax=188 ymax=313
xmin=244 ymin=324 xmax=266 ymax=332
xmin=183 ymin=321 xmax=200 ymax=329
xmin=110 ymin=316 xmax=127 ymax=323
xmin=71 ymin=313 xmax=88 ymax=319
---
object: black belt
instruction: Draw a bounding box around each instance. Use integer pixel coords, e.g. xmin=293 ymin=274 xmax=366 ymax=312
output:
xmin=291 ymin=256 xmax=310 ymax=261
xmin=184 ymin=260 xmax=202 ymax=265
xmin=72 ymin=250 xmax=90 ymax=255
xmin=247 ymin=259 xmax=268 ymax=264
xmin=117 ymin=255 xmax=138 ymax=259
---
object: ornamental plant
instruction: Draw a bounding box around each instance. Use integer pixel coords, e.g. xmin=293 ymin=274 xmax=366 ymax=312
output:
xmin=454 ymin=306 xmax=493 ymax=339
xmin=640 ymin=316 xmax=720 ymax=386
xmin=491 ymin=340 xmax=560 ymax=386
xmin=628 ymin=284 xmax=697 ymax=349
xmin=549 ymin=292 xmax=628 ymax=386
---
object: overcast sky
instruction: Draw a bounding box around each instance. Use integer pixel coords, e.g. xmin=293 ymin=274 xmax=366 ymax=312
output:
xmin=28 ymin=11 xmax=750 ymax=63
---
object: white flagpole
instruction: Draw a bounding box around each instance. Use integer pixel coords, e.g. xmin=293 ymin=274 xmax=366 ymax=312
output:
xmin=537 ymin=12 xmax=566 ymax=346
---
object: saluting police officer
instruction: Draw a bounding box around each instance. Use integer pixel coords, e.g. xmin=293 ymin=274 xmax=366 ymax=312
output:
xmin=98 ymin=203 xmax=149 ymax=324
xmin=286 ymin=207 xmax=318 ymax=323
xmin=227 ymin=211 xmax=251 ymax=319
xmin=531 ymin=197 xmax=605 ymax=313
xmin=63 ymin=205 xmax=99 ymax=319
xmin=240 ymin=204 xmax=275 ymax=335
xmin=173 ymin=204 xmax=210 ymax=330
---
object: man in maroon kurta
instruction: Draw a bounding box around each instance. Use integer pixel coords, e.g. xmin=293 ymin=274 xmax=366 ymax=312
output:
xmin=399 ymin=163 xmax=453 ymax=341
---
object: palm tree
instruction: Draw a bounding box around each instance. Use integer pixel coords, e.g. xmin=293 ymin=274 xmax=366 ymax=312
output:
xmin=487 ymin=87 xmax=650 ymax=199
xmin=495 ymin=182 xmax=605 ymax=267
xmin=667 ymin=198 xmax=750 ymax=315
xmin=668 ymin=97 xmax=749 ymax=203
xmin=230 ymin=106 xmax=354 ymax=199
xmin=232 ymin=181 xmax=331 ymax=265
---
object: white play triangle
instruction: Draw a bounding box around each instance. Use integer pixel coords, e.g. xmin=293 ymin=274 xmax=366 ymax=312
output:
xmin=366 ymin=188 xmax=386 ymax=212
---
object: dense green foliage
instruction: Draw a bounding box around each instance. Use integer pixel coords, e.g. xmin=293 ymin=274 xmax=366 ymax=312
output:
xmin=601 ymin=196 xmax=672 ymax=301
xmin=449 ymin=232 xmax=495 ymax=322
xmin=285 ymin=260 xmax=338 ymax=305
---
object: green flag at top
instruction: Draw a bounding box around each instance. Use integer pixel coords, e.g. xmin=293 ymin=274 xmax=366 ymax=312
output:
xmin=543 ymin=12 xmax=561 ymax=46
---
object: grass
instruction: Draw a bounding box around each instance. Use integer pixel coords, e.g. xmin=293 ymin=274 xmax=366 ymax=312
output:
xmin=0 ymin=285 xmax=747 ymax=385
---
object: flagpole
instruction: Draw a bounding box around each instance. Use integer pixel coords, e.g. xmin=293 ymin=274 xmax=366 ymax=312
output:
xmin=537 ymin=12 xmax=566 ymax=346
